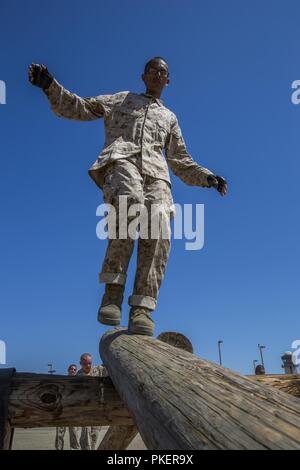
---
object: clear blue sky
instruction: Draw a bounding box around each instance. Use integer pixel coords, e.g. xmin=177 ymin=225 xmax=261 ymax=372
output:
xmin=1 ymin=0 xmax=299 ymax=376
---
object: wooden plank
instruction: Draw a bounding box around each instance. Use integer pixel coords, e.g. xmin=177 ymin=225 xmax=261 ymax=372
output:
xmin=8 ymin=373 xmax=133 ymax=427
xmin=100 ymin=329 xmax=300 ymax=450
xmin=98 ymin=425 xmax=139 ymax=450
xmin=249 ymin=374 xmax=300 ymax=398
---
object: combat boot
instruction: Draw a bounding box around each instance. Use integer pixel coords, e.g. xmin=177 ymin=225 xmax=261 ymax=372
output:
xmin=128 ymin=306 xmax=154 ymax=336
xmin=98 ymin=284 xmax=124 ymax=326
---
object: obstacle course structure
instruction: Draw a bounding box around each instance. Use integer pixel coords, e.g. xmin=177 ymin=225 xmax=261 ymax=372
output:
xmin=1 ymin=330 xmax=300 ymax=450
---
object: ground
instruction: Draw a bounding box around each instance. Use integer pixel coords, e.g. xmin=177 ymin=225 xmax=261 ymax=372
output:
xmin=12 ymin=427 xmax=146 ymax=450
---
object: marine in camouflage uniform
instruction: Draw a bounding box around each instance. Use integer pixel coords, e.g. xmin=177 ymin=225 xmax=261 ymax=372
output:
xmin=77 ymin=353 xmax=108 ymax=451
xmin=28 ymin=58 xmax=227 ymax=336
xmin=55 ymin=364 xmax=80 ymax=450
xmin=55 ymin=426 xmax=81 ymax=451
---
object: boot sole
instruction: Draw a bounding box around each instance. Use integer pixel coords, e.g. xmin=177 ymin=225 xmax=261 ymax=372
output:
xmin=98 ymin=314 xmax=121 ymax=326
xmin=128 ymin=323 xmax=154 ymax=336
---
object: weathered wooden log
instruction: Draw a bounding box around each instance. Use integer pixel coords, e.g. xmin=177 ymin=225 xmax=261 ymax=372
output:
xmin=97 ymin=425 xmax=139 ymax=450
xmin=250 ymin=374 xmax=300 ymax=398
xmin=157 ymin=332 xmax=193 ymax=353
xmin=100 ymin=329 xmax=300 ymax=450
xmin=8 ymin=373 xmax=133 ymax=427
xmin=97 ymin=332 xmax=192 ymax=451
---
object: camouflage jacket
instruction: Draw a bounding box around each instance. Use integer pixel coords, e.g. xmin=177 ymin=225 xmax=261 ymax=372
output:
xmin=77 ymin=365 xmax=108 ymax=377
xmin=44 ymin=80 xmax=214 ymax=189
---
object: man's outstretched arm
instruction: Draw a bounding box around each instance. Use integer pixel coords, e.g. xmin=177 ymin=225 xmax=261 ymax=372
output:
xmin=28 ymin=63 xmax=115 ymax=121
xmin=166 ymin=116 xmax=227 ymax=196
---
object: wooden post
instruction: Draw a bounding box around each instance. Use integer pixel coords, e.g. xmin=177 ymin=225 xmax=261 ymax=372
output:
xmin=8 ymin=373 xmax=133 ymax=427
xmin=100 ymin=329 xmax=300 ymax=450
xmin=0 ymin=368 xmax=15 ymax=450
xmin=97 ymin=425 xmax=139 ymax=450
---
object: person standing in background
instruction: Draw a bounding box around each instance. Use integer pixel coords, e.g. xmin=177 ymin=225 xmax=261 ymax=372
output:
xmin=77 ymin=353 xmax=107 ymax=450
xmin=55 ymin=364 xmax=80 ymax=450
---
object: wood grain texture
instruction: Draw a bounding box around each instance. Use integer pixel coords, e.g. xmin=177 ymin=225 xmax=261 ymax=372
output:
xmin=250 ymin=374 xmax=300 ymax=398
xmin=8 ymin=373 xmax=133 ymax=427
xmin=97 ymin=425 xmax=138 ymax=450
xmin=100 ymin=329 xmax=300 ymax=450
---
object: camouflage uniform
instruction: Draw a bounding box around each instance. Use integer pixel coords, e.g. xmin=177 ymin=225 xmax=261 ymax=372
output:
xmin=77 ymin=365 xmax=107 ymax=450
xmin=44 ymin=82 xmax=214 ymax=310
xmin=55 ymin=426 xmax=80 ymax=450
xmin=100 ymin=157 xmax=174 ymax=309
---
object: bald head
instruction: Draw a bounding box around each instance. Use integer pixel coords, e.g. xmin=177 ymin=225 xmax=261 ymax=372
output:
xmin=80 ymin=353 xmax=92 ymax=374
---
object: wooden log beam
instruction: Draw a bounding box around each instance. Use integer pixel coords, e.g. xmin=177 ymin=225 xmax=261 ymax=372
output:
xmin=8 ymin=373 xmax=134 ymax=427
xmin=97 ymin=332 xmax=192 ymax=450
xmin=249 ymin=374 xmax=300 ymax=398
xmin=100 ymin=329 xmax=300 ymax=450
xmin=97 ymin=425 xmax=139 ymax=450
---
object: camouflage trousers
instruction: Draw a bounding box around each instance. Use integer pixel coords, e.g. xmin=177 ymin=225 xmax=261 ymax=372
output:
xmin=55 ymin=426 xmax=80 ymax=450
xmin=99 ymin=158 xmax=174 ymax=310
xmin=79 ymin=426 xmax=100 ymax=450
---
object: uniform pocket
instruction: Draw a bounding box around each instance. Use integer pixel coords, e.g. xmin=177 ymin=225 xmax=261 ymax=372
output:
xmin=156 ymin=119 xmax=169 ymax=146
xmin=103 ymin=163 xmax=115 ymax=184
xmin=102 ymin=165 xmax=117 ymax=204
xmin=117 ymin=105 xmax=144 ymax=120
xmin=110 ymin=106 xmax=143 ymax=140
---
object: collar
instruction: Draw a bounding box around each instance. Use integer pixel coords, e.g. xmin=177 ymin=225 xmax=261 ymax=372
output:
xmin=141 ymin=93 xmax=164 ymax=107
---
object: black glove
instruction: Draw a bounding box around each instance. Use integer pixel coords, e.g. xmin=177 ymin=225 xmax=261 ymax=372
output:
xmin=207 ymin=175 xmax=227 ymax=196
xmin=28 ymin=63 xmax=53 ymax=90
